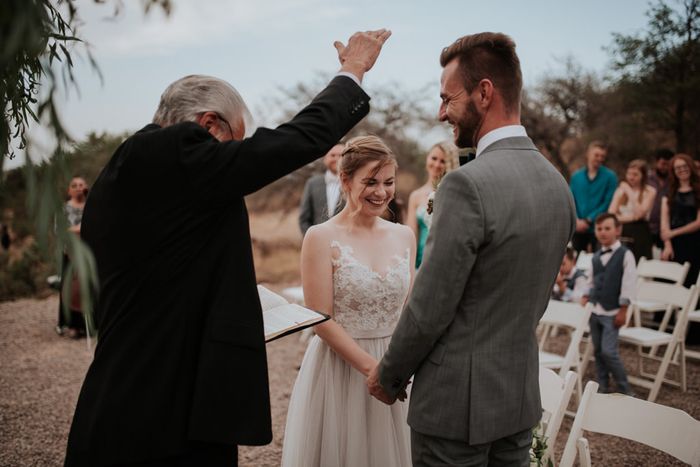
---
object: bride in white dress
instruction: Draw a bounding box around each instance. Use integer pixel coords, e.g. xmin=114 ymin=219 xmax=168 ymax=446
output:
xmin=282 ymin=136 xmax=416 ymax=467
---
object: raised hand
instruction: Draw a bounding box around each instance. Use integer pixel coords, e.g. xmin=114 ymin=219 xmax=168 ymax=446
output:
xmin=334 ymin=29 xmax=392 ymax=82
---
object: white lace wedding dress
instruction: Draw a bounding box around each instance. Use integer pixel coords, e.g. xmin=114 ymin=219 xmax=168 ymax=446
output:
xmin=281 ymin=240 xmax=412 ymax=467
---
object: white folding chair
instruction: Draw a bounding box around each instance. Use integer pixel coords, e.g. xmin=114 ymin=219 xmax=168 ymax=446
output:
xmin=633 ymin=257 xmax=689 ymax=328
xmin=559 ymin=381 xmax=700 ymax=467
xmin=687 ymin=308 xmax=700 ymax=362
xmin=538 ymin=300 xmax=591 ymax=401
xmin=619 ymin=284 xmax=698 ymax=402
xmin=538 ymin=367 xmax=576 ymax=463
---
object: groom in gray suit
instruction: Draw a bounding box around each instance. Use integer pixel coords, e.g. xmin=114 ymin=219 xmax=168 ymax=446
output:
xmin=368 ymin=33 xmax=576 ymax=466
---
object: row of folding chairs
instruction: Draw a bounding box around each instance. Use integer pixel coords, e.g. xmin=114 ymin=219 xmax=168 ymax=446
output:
xmin=539 ymin=367 xmax=700 ymax=466
xmin=539 ymin=281 xmax=699 ymax=403
xmin=635 ymin=257 xmax=700 ymax=361
xmin=576 ymin=256 xmax=700 ymax=360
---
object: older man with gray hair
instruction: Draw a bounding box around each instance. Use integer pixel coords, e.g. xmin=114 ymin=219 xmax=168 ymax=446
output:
xmin=65 ymin=29 xmax=390 ymax=467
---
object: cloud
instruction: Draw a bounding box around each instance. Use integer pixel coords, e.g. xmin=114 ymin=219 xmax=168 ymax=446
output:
xmin=75 ymin=0 xmax=351 ymax=58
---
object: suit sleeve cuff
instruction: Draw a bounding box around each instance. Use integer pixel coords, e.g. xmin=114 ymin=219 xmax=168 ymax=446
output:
xmin=336 ymin=71 xmax=363 ymax=88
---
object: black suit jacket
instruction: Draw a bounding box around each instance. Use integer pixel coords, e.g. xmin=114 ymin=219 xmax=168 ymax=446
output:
xmin=64 ymin=76 xmax=369 ymax=466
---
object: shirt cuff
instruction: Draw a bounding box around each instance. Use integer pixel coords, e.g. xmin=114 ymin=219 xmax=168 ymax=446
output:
xmin=619 ymin=298 xmax=631 ymax=306
xmin=336 ymin=71 xmax=362 ymax=87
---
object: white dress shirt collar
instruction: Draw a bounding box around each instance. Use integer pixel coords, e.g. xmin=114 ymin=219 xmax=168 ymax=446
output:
xmin=324 ymin=170 xmax=339 ymax=185
xmin=325 ymin=170 xmax=341 ymax=218
xmin=475 ymin=125 xmax=528 ymax=158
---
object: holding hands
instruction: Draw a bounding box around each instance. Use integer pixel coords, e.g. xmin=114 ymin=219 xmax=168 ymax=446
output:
xmin=335 ymin=29 xmax=392 ymax=81
xmin=366 ymin=363 xmax=408 ymax=405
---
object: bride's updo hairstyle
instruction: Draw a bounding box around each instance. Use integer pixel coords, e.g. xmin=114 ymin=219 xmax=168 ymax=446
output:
xmin=338 ymin=135 xmax=398 ymax=216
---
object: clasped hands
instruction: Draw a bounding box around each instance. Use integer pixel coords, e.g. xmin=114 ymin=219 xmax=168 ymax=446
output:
xmin=366 ymin=363 xmax=408 ymax=405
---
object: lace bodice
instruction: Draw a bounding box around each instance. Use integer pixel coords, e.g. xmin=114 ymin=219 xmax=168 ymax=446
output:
xmin=331 ymin=240 xmax=410 ymax=338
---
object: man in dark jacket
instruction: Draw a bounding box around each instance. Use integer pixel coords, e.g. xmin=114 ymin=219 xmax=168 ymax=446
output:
xmin=65 ymin=29 xmax=390 ymax=467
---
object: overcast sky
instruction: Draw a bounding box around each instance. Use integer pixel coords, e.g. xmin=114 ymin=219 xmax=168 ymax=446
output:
xmin=6 ymin=0 xmax=652 ymax=169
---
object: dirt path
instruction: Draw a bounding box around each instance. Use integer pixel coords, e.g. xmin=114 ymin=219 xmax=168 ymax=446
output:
xmin=2 ymin=295 xmax=700 ymax=466
xmin=0 ymin=295 xmax=306 ymax=467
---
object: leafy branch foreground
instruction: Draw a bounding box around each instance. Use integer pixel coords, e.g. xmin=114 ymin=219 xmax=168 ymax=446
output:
xmin=1 ymin=0 xmax=170 ymax=330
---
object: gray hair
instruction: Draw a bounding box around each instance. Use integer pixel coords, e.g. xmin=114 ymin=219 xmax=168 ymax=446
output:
xmin=152 ymin=75 xmax=253 ymax=135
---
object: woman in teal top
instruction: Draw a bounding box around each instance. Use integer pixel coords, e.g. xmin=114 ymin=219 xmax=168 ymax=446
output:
xmin=415 ymin=204 xmax=432 ymax=267
xmin=406 ymin=142 xmax=459 ymax=268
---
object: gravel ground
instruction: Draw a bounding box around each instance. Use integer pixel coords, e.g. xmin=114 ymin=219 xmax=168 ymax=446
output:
xmin=1 ymin=295 xmax=699 ymax=466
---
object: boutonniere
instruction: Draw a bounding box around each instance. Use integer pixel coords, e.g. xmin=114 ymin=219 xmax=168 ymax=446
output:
xmin=426 ymin=175 xmax=444 ymax=215
xmin=427 ymin=191 xmax=435 ymax=215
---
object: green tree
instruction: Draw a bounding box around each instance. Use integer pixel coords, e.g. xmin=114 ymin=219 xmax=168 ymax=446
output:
xmin=522 ymin=58 xmax=606 ymax=178
xmin=249 ymin=75 xmax=442 ymax=212
xmin=608 ymin=0 xmax=700 ymax=156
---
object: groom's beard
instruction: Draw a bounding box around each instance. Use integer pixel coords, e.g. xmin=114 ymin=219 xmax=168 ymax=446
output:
xmin=455 ymin=99 xmax=483 ymax=149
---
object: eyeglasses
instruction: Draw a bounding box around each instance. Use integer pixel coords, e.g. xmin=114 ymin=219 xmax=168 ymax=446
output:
xmin=673 ymin=164 xmax=690 ymax=171
xmin=216 ymin=113 xmax=234 ymax=138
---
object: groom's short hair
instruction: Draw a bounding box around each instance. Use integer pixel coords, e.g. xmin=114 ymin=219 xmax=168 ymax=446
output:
xmin=440 ymin=32 xmax=522 ymax=115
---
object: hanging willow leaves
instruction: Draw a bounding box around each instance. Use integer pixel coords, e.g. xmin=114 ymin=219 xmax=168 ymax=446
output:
xmin=2 ymin=0 xmax=171 ymax=333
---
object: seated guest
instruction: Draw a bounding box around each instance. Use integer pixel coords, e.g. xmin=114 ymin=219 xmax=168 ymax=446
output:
xmin=552 ymin=247 xmax=588 ymax=303
xmin=608 ymin=159 xmax=656 ymax=261
xmin=582 ymin=213 xmax=637 ymax=395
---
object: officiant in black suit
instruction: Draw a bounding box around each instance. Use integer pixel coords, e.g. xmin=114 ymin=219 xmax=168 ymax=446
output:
xmin=64 ymin=29 xmax=391 ymax=467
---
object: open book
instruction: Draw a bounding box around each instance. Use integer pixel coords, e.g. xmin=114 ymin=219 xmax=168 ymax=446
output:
xmin=258 ymin=285 xmax=330 ymax=343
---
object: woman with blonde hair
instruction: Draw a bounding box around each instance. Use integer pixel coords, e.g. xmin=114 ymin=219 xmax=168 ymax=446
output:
xmin=405 ymin=141 xmax=459 ymax=267
xmin=282 ymin=136 xmax=415 ymax=466
xmin=608 ymin=158 xmax=657 ymax=260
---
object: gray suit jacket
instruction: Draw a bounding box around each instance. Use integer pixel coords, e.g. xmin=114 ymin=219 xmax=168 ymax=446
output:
xmin=378 ymin=136 xmax=576 ymax=444
xmin=298 ymin=174 xmax=344 ymax=235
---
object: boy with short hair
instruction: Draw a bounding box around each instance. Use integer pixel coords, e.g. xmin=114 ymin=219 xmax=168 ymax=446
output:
xmin=552 ymin=247 xmax=588 ymax=303
xmin=583 ymin=213 xmax=637 ymax=395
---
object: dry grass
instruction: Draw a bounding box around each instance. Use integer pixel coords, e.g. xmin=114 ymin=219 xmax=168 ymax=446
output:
xmin=250 ymin=209 xmax=302 ymax=285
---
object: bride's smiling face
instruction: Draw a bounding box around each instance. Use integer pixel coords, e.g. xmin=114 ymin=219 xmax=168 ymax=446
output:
xmin=344 ymin=161 xmax=396 ymax=217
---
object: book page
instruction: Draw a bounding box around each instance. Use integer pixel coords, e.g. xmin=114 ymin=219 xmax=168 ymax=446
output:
xmin=263 ymin=304 xmax=327 ymax=340
xmin=257 ymin=285 xmax=289 ymax=311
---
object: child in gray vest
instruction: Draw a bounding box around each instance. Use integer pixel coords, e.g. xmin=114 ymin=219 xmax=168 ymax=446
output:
xmin=582 ymin=213 xmax=637 ymax=395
